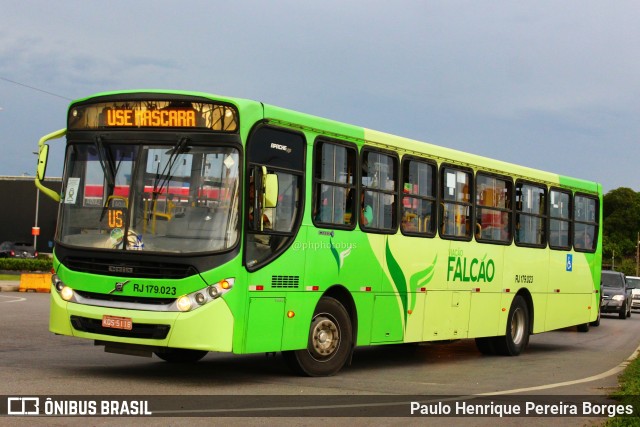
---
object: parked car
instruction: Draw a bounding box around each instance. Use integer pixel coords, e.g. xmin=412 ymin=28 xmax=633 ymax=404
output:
xmin=627 ymin=275 xmax=640 ymax=310
xmin=600 ymin=270 xmax=632 ymax=319
xmin=0 ymin=241 xmax=38 ymax=258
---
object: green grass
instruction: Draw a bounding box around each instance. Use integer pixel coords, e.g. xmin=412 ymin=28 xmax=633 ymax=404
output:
xmin=0 ymin=273 xmax=20 ymax=281
xmin=0 ymin=258 xmax=53 ymax=272
xmin=606 ymin=356 xmax=640 ymax=426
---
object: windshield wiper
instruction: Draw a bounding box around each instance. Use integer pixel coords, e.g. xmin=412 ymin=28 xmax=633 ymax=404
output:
xmin=152 ymin=137 xmax=189 ymax=196
xmin=95 ymin=136 xmax=115 ymax=187
xmin=148 ymin=137 xmax=190 ymax=222
xmin=95 ymin=136 xmax=121 ymax=223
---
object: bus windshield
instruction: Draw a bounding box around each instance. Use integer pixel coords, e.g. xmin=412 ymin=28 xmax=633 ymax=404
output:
xmin=58 ymin=140 xmax=240 ymax=254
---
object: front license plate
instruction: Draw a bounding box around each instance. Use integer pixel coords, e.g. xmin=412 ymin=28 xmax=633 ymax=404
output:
xmin=102 ymin=315 xmax=133 ymax=331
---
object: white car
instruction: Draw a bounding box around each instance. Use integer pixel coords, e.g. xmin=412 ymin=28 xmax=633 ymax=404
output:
xmin=627 ymin=276 xmax=640 ymax=310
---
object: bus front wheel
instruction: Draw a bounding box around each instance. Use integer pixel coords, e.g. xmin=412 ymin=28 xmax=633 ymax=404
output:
xmin=282 ymin=297 xmax=353 ymax=377
xmin=494 ymin=295 xmax=530 ymax=356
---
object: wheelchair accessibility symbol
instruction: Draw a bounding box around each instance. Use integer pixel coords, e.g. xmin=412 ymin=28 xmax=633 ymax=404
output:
xmin=566 ymin=254 xmax=573 ymax=272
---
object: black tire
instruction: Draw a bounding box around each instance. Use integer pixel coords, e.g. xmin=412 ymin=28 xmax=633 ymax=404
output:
xmin=627 ymin=302 xmax=632 ymax=318
xmin=154 ymin=349 xmax=208 ymax=363
xmin=494 ymin=295 xmax=530 ymax=356
xmin=282 ymin=297 xmax=353 ymax=377
xmin=619 ymin=305 xmax=626 ymax=319
xmin=590 ymin=306 xmax=601 ymax=327
xmin=577 ymin=322 xmax=590 ymax=333
xmin=475 ymin=337 xmax=496 ymax=355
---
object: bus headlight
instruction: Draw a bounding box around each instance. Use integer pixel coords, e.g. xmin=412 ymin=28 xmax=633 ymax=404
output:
xmin=207 ymin=286 xmax=220 ymax=299
xmin=52 ymin=274 xmax=64 ymax=292
xmin=170 ymin=278 xmax=235 ymax=312
xmin=176 ymin=295 xmax=192 ymax=312
xmin=52 ymin=274 xmax=75 ymax=302
xmin=60 ymin=286 xmax=74 ymax=301
xmin=195 ymin=292 xmax=206 ymax=305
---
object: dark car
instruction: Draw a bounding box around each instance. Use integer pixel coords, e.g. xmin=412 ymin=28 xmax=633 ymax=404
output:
xmin=0 ymin=241 xmax=38 ymax=259
xmin=600 ymin=270 xmax=632 ymax=319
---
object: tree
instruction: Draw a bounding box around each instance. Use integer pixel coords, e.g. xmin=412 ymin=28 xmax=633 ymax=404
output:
xmin=602 ymin=187 xmax=640 ymax=261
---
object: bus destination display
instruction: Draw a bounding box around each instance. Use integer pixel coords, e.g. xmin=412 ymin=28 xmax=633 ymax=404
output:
xmin=105 ymin=108 xmax=196 ymax=128
xmin=68 ymin=100 xmax=238 ymax=132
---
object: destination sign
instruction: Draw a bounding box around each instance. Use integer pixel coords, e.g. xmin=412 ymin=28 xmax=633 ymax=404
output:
xmin=68 ymin=99 xmax=238 ymax=132
xmin=106 ymin=109 xmax=196 ymax=128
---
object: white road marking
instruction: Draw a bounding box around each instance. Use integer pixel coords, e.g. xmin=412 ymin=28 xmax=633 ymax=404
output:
xmin=0 ymin=294 xmax=26 ymax=303
xmin=478 ymin=343 xmax=640 ymax=396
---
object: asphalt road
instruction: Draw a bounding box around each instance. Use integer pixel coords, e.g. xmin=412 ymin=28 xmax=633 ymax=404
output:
xmin=1 ymin=292 xmax=638 ymax=426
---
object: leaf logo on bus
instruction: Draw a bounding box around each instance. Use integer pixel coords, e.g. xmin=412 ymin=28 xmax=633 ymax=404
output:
xmin=329 ymin=239 xmax=352 ymax=271
xmin=384 ymin=240 xmax=437 ymax=326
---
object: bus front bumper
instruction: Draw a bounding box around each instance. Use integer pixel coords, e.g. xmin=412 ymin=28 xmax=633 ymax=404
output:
xmin=49 ymin=285 xmax=234 ymax=352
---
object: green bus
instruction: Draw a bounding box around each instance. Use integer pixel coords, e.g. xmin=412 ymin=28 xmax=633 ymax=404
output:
xmin=36 ymin=90 xmax=602 ymax=376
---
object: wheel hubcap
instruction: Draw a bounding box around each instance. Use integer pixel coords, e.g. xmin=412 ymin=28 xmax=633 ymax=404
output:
xmin=311 ymin=316 xmax=339 ymax=359
xmin=511 ymin=307 xmax=525 ymax=345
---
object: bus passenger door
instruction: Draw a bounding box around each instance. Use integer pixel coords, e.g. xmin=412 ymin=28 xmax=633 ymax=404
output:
xmin=242 ymin=125 xmax=307 ymax=353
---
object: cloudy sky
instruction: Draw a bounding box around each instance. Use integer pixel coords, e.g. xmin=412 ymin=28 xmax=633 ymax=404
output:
xmin=1 ymin=1 xmax=639 ymax=193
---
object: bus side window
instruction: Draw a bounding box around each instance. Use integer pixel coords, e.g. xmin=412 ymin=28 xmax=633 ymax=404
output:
xmin=475 ymin=173 xmax=512 ymax=244
xmin=313 ymin=139 xmax=356 ymax=228
xmin=514 ymin=182 xmax=546 ymax=247
xmin=440 ymin=165 xmax=472 ymax=240
xmin=549 ymin=189 xmax=571 ymax=250
xmin=401 ymin=157 xmax=436 ymax=236
xmin=245 ymin=126 xmax=305 ymax=270
xmin=574 ymin=195 xmax=598 ymax=252
xmin=361 ymin=148 xmax=398 ymax=232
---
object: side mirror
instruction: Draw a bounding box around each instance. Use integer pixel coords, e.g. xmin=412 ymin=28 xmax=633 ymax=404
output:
xmin=263 ymin=173 xmax=279 ymax=209
xmin=37 ymin=144 xmax=49 ymax=181
xmin=35 ymin=128 xmax=66 ymax=202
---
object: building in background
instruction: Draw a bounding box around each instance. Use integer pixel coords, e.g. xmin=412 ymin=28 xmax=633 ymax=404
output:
xmin=0 ymin=176 xmax=61 ymax=254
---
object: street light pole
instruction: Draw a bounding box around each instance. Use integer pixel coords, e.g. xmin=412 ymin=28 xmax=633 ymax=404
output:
xmin=636 ymin=232 xmax=640 ymax=277
xmin=612 ymin=250 xmax=615 ymax=270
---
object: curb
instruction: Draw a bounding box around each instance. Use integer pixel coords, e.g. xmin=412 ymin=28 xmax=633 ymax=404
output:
xmin=0 ymin=281 xmax=20 ymax=292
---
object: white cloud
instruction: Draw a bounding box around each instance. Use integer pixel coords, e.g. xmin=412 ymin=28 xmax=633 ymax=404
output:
xmin=1 ymin=1 xmax=640 ymax=191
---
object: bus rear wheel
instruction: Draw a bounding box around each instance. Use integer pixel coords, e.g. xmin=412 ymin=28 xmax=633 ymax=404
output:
xmin=154 ymin=349 xmax=208 ymax=363
xmin=282 ymin=297 xmax=352 ymax=377
xmin=494 ymin=295 xmax=530 ymax=356
xmin=475 ymin=337 xmax=497 ymax=355
xmin=590 ymin=306 xmax=601 ymax=327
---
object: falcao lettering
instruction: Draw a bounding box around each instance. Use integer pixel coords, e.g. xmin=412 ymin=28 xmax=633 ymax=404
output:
xmin=447 ymin=249 xmax=495 ymax=283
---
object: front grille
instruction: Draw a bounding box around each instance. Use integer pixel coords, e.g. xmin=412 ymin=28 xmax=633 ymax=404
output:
xmin=75 ymin=290 xmax=175 ymax=306
xmin=70 ymin=315 xmax=170 ymax=339
xmin=65 ymin=256 xmax=198 ymax=279
xmin=271 ymin=275 xmax=300 ymax=289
